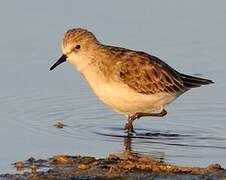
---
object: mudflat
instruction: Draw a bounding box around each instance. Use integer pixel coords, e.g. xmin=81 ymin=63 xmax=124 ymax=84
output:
xmin=1 ymin=153 xmax=225 ymax=180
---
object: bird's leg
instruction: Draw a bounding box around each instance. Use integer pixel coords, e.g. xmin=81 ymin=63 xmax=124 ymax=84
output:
xmin=133 ymin=109 xmax=167 ymax=119
xmin=124 ymin=109 xmax=167 ymax=133
xmin=124 ymin=115 xmax=136 ymax=134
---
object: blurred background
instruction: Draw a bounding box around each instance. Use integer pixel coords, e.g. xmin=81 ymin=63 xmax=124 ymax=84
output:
xmin=0 ymin=0 xmax=226 ymax=174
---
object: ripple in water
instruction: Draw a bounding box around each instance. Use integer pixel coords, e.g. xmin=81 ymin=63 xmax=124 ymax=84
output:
xmin=1 ymin=86 xmax=226 ymax=168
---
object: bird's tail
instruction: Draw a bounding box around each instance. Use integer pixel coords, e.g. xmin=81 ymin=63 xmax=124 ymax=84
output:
xmin=179 ymin=73 xmax=214 ymax=89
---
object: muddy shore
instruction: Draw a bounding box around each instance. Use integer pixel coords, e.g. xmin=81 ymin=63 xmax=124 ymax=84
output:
xmin=1 ymin=153 xmax=226 ymax=180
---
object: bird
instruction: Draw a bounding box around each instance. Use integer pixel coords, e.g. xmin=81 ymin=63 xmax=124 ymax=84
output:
xmin=50 ymin=28 xmax=214 ymax=133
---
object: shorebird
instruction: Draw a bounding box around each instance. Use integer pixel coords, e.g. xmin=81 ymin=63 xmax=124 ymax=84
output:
xmin=50 ymin=28 xmax=214 ymax=133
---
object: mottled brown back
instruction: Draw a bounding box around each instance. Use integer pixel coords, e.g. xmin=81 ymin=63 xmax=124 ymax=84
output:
xmin=117 ymin=51 xmax=186 ymax=95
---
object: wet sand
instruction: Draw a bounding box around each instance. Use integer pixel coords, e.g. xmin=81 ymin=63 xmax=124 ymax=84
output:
xmin=1 ymin=136 xmax=226 ymax=179
xmin=1 ymin=153 xmax=226 ymax=180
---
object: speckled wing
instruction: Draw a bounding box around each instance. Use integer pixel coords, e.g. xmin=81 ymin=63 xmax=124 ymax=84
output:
xmin=118 ymin=51 xmax=186 ymax=95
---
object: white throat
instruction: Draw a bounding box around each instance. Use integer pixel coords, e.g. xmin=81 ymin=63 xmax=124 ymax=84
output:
xmin=68 ymin=52 xmax=94 ymax=72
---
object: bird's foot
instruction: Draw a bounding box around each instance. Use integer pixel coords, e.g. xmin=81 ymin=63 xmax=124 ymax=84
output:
xmin=124 ymin=122 xmax=136 ymax=136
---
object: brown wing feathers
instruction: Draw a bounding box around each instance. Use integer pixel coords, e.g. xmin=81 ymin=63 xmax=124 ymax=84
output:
xmin=119 ymin=51 xmax=213 ymax=95
xmin=119 ymin=52 xmax=185 ymax=95
xmin=179 ymin=73 xmax=214 ymax=88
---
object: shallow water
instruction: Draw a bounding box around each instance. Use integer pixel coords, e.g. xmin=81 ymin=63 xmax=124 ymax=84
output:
xmin=0 ymin=0 xmax=226 ymax=174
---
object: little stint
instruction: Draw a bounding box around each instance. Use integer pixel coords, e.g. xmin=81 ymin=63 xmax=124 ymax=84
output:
xmin=50 ymin=28 xmax=214 ymax=133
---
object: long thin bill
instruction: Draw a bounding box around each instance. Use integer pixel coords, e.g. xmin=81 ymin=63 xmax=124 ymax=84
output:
xmin=50 ymin=54 xmax=67 ymax=71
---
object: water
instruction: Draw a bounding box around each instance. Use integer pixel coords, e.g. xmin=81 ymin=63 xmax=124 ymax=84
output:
xmin=0 ymin=0 xmax=226 ymax=174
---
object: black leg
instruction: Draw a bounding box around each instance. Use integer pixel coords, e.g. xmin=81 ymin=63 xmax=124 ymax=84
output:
xmin=124 ymin=109 xmax=167 ymax=133
xmin=124 ymin=118 xmax=135 ymax=134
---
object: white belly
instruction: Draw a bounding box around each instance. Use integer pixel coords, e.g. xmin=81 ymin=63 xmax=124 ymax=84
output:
xmin=82 ymin=70 xmax=176 ymax=115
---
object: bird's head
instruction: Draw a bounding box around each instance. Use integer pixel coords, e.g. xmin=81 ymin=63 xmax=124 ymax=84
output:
xmin=50 ymin=28 xmax=99 ymax=72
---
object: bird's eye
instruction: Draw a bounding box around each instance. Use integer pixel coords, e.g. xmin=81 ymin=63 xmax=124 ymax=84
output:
xmin=75 ymin=45 xmax=81 ymax=49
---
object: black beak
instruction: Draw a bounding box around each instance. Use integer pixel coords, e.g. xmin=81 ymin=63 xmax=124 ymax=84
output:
xmin=50 ymin=54 xmax=67 ymax=71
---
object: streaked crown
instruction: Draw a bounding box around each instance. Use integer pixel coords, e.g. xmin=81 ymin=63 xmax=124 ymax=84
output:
xmin=62 ymin=28 xmax=99 ymax=54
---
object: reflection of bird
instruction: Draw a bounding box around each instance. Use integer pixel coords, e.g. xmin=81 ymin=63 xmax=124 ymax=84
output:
xmin=123 ymin=136 xmax=165 ymax=162
xmin=50 ymin=28 xmax=214 ymax=133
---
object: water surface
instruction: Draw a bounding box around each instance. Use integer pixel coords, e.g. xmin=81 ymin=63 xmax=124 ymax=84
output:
xmin=0 ymin=0 xmax=226 ymax=174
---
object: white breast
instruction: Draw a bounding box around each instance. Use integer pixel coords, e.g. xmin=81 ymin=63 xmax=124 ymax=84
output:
xmin=81 ymin=67 xmax=176 ymax=115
